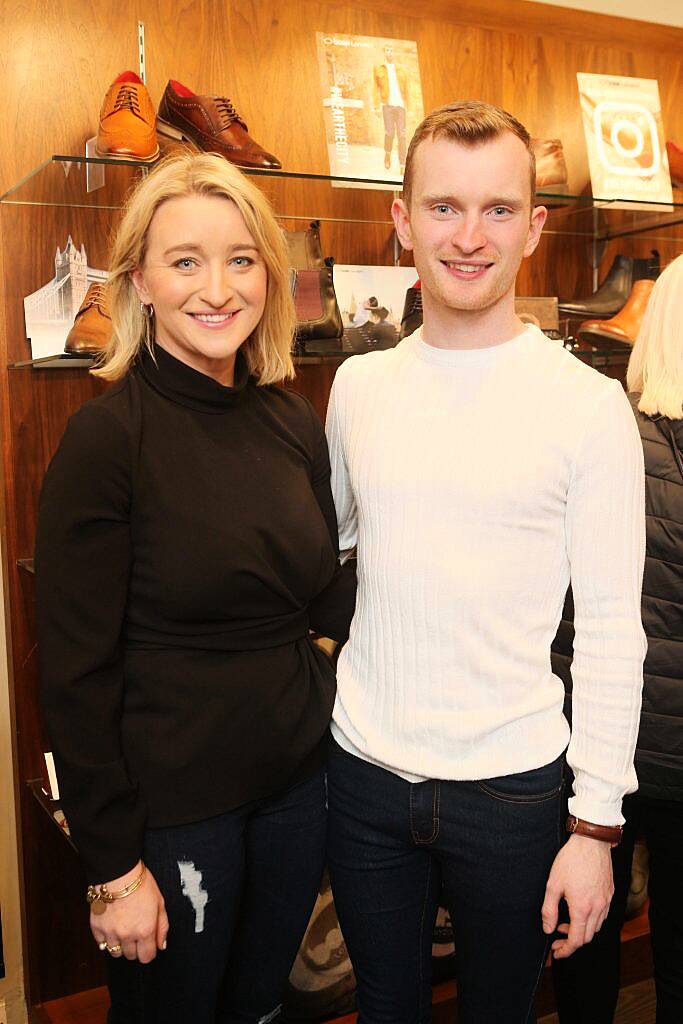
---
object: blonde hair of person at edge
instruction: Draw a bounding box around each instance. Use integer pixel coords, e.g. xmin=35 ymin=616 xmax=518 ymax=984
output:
xmin=628 ymin=254 xmax=683 ymax=419
xmin=36 ymin=151 xmax=354 ymax=1024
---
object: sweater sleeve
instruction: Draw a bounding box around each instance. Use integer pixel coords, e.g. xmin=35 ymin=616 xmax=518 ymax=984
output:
xmin=304 ymin=397 xmax=357 ymax=642
xmin=565 ymin=381 xmax=647 ymax=826
xmin=325 ymin=368 xmax=358 ymax=562
xmin=35 ymin=402 xmax=147 ymax=883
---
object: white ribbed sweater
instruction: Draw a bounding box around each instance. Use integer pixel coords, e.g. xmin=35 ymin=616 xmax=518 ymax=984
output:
xmin=326 ymin=326 xmax=646 ymax=826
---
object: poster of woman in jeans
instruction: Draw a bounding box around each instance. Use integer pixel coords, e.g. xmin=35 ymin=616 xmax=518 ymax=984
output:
xmin=316 ymin=32 xmax=424 ymax=189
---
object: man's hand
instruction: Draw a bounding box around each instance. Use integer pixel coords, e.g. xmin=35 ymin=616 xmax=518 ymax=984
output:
xmin=541 ymin=834 xmax=614 ymax=958
xmin=90 ymin=861 xmax=169 ymax=963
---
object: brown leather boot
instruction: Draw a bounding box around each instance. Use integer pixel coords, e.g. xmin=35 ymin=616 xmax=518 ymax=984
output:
xmin=65 ymin=284 xmax=112 ymax=355
xmin=667 ymin=141 xmax=683 ymax=188
xmin=532 ymin=138 xmax=568 ymax=197
xmin=577 ymin=278 xmax=655 ymax=348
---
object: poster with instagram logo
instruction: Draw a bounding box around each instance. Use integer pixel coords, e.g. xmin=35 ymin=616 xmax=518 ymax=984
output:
xmin=577 ymin=72 xmax=673 ymax=211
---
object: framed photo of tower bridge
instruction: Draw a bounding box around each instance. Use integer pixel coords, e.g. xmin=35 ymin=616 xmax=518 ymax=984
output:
xmin=316 ymin=32 xmax=425 ymax=190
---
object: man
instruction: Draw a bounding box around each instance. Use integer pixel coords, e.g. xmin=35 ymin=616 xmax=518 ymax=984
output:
xmin=373 ymin=45 xmax=409 ymax=173
xmin=325 ymin=101 xmax=646 ymax=1024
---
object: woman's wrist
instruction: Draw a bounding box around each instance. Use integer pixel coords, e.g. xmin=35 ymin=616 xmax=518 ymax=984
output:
xmin=96 ymin=859 xmax=144 ymax=890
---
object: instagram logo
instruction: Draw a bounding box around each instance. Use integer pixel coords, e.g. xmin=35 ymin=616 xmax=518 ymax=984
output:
xmin=593 ymin=101 xmax=660 ymax=177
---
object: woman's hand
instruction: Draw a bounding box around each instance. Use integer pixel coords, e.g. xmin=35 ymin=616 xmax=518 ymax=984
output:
xmin=89 ymin=861 xmax=169 ymax=963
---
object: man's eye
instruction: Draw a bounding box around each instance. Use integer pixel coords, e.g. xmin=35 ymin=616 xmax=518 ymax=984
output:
xmin=491 ymin=207 xmax=510 ymax=216
xmin=434 ymin=205 xmax=453 ymax=215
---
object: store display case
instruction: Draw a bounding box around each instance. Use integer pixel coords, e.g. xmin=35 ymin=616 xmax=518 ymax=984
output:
xmin=1 ymin=152 xmax=680 ymax=1015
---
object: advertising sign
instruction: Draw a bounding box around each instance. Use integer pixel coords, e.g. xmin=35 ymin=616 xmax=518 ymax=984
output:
xmin=316 ymin=33 xmax=425 ymax=190
xmin=577 ymin=72 xmax=673 ymax=210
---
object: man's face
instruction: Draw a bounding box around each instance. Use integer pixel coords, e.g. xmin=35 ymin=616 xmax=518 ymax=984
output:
xmin=392 ymin=134 xmax=546 ymax=317
xmin=384 ymin=46 xmax=394 ymax=62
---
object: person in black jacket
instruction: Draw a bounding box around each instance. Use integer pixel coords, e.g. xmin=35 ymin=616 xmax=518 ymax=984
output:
xmin=36 ymin=152 xmax=354 ymax=1024
xmin=552 ymin=254 xmax=683 ymax=1023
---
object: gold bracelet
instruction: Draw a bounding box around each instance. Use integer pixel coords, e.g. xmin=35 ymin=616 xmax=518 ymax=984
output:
xmin=86 ymin=865 xmax=147 ymax=915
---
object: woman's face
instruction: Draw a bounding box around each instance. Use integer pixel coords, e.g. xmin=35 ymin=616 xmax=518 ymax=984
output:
xmin=131 ymin=193 xmax=268 ymax=386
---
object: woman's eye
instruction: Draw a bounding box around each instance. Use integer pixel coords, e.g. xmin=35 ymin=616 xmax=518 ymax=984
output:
xmin=231 ymin=256 xmax=254 ymax=267
xmin=174 ymin=258 xmax=196 ymax=270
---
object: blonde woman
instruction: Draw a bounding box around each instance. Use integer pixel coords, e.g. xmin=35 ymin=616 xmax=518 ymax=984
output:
xmin=552 ymin=254 xmax=683 ymax=1023
xmin=36 ymin=152 xmax=353 ymax=1023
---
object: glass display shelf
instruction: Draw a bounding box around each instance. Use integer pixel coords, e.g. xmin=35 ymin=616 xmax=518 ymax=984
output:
xmin=2 ymin=154 xmax=682 ymax=240
xmin=7 ymin=352 xmax=352 ymax=370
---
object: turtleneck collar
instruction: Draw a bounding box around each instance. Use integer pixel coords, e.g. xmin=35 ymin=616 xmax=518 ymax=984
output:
xmin=137 ymin=343 xmax=251 ymax=414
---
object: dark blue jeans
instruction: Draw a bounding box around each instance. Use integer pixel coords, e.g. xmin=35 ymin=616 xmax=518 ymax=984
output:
xmin=327 ymin=740 xmax=564 ymax=1024
xmin=106 ymin=770 xmax=326 ymax=1024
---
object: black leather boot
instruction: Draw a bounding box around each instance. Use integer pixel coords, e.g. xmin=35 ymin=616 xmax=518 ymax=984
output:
xmin=399 ymin=282 xmax=423 ymax=339
xmin=559 ymin=251 xmax=659 ymax=318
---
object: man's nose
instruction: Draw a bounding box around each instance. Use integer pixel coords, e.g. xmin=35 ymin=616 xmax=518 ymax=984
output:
xmin=451 ymin=215 xmax=487 ymax=254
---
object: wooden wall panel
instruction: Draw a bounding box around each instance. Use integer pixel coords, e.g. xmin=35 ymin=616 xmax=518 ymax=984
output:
xmin=2 ymin=0 xmax=683 ymax=196
xmin=1 ymin=0 xmax=682 ymax=1008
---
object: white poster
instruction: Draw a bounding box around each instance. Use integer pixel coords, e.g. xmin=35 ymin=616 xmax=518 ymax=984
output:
xmin=333 ymin=264 xmax=418 ymax=352
xmin=316 ymin=33 xmax=425 ymax=190
xmin=23 ymin=236 xmax=107 ymax=359
xmin=577 ymin=72 xmax=673 ymax=210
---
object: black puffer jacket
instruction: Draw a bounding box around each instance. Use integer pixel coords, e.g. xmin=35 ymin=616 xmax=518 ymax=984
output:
xmin=552 ymin=393 xmax=683 ymax=802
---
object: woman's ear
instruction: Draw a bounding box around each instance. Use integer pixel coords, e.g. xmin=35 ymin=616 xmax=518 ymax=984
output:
xmin=130 ymin=268 xmax=152 ymax=305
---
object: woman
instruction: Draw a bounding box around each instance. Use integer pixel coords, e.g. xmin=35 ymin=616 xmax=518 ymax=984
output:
xmin=552 ymin=254 xmax=683 ymax=1023
xmin=36 ymin=151 xmax=353 ymax=1023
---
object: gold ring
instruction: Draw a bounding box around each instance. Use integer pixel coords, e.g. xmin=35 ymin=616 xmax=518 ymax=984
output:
xmin=107 ymin=943 xmax=122 ymax=955
xmin=98 ymin=941 xmax=108 ymax=951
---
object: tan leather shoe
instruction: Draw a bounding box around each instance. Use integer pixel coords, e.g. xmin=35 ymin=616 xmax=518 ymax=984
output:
xmin=156 ymin=79 xmax=281 ymax=169
xmin=65 ymin=284 xmax=112 ymax=355
xmin=532 ymin=138 xmax=569 ymax=195
xmin=667 ymin=141 xmax=683 ymax=188
xmin=578 ymin=278 xmax=655 ymax=348
xmin=96 ymin=72 xmax=159 ymax=163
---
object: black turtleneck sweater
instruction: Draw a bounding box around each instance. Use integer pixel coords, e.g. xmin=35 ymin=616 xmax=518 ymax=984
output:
xmin=36 ymin=346 xmax=354 ymax=883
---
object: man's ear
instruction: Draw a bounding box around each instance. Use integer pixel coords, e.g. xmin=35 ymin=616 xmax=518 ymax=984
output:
xmin=130 ymin=267 xmax=152 ymax=305
xmin=524 ymin=205 xmax=548 ymax=258
xmin=392 ymin=197 xmax=413 ymax=252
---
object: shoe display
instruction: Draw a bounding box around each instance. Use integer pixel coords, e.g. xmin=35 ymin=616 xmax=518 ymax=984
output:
xmin=96 ymin=71 xmax=159 ymax=163
xmin=559 ymin=251 xmax=659 ymax=318
xmin=156 ymin=80 xmax=281 ymax=169
xmin=667 ymin=141 xmax=683 ymax=188
xmin=532 ymin=138 xmax=568 ymax=197
xmin=577 ymin=277 xmax=655 ymax=348
xmin=64 ymin=283 xmax=112 ymax=355
xmin=399 ymin=280 xmax=423 ymax=340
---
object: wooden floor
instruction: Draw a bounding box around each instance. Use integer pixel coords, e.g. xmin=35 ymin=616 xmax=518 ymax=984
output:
xmin=37 ymin=979 xmax=657 ymax=1024
xmin=539 ymin=978 xmax=656 ymax=1024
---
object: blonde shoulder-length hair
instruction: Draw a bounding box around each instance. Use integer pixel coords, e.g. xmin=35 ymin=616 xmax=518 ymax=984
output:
xmin=93 ymin=151 xmax=295 ymax=384
xmin=627 ymin=254 xmax=683 ymax=420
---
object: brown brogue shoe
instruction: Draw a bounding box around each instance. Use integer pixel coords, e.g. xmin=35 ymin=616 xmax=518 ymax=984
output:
xmin=577 ymin=278 xmax=655 ymax=349
xmin=667 ymin=141 xmax=683 ymax=189
xmin=156 ymin=80 xmax=281 ymax=169
xmin=65 ymin=283 xmax=112 ymax=355
xmin=96 ymin=71 xmax=159 ymax=163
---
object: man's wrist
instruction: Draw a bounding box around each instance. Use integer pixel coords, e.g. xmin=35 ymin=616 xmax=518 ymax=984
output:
xmin=566 ymin=815 xmax=623 ymax=847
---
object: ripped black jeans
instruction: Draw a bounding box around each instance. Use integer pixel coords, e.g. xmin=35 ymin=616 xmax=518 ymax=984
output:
xmin=106 ymin=769 xmax=326 ymax=1024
